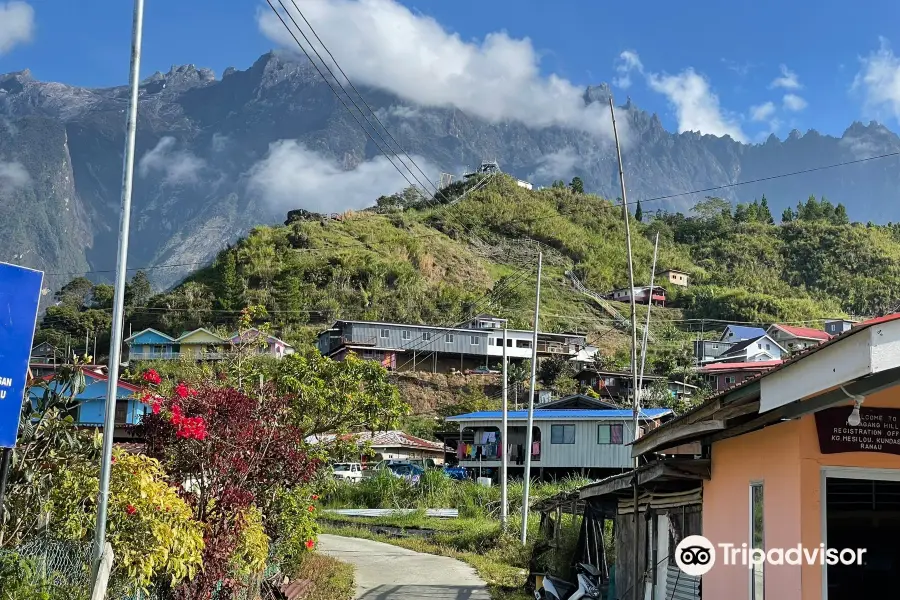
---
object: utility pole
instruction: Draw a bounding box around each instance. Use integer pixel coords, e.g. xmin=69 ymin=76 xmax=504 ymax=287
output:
xmin=609 ymin=97 xmax=642 ymax=600
xmin=91 ymin=0 xmax=144 ymax=587
xmin=501 ymin=326 xmax=509 ymax=531
xmin=638 ymin=233 xmax=660 ymax=395
xmin=84 ymin=330 xmax=89 ymax=357
xmin=520 ymin=252 xmax=542 ymax=544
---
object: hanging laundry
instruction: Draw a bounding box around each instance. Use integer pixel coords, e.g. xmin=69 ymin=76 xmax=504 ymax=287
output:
xmin=532 ymin=441 xmax=540 ymax=456
xmin=457 ymin=444 xmax=464 ymax=459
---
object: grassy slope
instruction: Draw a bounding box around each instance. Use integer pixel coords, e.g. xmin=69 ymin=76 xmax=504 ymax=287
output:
xmin=159 ymin=175 xmax=900 ymax=413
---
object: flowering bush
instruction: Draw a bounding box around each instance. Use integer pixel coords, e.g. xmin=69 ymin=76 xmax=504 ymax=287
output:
xmin=47 ymin=449 xmax=204 ymax=592
xmin=271 ymin=486 xmax=320 ymax=574
xmin=138 ymin=386 xmax=320 ymax=599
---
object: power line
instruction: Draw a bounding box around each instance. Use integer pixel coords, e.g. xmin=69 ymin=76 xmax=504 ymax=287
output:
xmin=284 ymin=0 xmax=445 ymax=202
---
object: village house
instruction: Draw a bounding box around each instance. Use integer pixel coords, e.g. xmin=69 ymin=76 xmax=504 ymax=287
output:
xmin=315 ymin=316 xmax=587 ymax=374
xmin=824 ymin=318 xmax=858 ymax=336
xmin=573 ymin=369 xmax=695 ymax=403
xmin=533 ymin=313 xmax=900 ymax=600
xmin=658 ymin=268 xmax=690 ymax=287
xmin=766 ymin=323 xmax=830 ymax=351
xmin=605 ymin=285 xmax=667 ymax=306
xmin=697 ymin=360 xmax=782 ymax=392
xmin=705 ymin=333 xmax=787 ymax=364
xmin=693 ymin=338 xmax=735 ymax=363
xmin=124 ymin=327 xmax=294 ymax=362
xmin=306 ymin=430 xmax=446 ymax=466
xmin=445 ymin=394 xmax=673 ymax=480
xmin=31 ymin=366 xmax=146 ymax=441
xmin=720 ymin=324 xmax=766 ymax=343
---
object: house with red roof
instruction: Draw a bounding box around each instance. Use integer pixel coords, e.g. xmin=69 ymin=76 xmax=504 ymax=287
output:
xmin=766 ymin=323 xmax=831 ymax=352
xmin=696 ymin=360 xmax=783 ymax=392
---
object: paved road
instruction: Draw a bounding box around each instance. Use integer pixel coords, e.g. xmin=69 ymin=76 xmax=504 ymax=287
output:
xmin=317 ymin=534 xmax=492 ymax=600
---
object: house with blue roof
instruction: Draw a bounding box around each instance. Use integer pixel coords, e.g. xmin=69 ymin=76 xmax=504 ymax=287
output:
xmin=30 ymin=367 xmax=148 ymax=439
xmin=695 ymin=325 xmax=769 ymax=364
xmin=444 ymin=394 xmax=673 ymax=479
xmin=720 ymin=325 xmax=766 ymax=343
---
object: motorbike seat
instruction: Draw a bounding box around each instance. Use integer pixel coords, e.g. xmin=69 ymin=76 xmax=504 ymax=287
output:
xmin=577 ymin=563 xmax=601 ymax=578
xmin=546 ymin=575 xmax=577 ymax=598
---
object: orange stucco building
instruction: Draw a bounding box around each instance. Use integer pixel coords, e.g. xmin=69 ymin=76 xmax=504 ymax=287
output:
xmin=629 ymin=314 xmax=900 ymax=600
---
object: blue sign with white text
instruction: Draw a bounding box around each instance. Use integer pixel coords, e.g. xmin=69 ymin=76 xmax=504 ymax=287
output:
xmin=0 ymin=262 xmax=43 ymax=448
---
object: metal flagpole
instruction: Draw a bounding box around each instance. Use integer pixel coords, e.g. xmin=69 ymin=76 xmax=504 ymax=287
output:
xmin=500 ymin=326 xmax=509 ymax=531
xmin=609 ymin=96 xmax=642 ymax=600
xmin=637 ymin=232 xmax=660 ymax=395
xmin=520 ymin=252 xmax=542 ymax=544
xmin=90 ymin=0 xmax=144 ymax=586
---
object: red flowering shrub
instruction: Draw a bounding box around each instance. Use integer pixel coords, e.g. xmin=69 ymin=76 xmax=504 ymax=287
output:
xmin=138 ymin=386 xmax=320 ymax=599
xmin=142 ymin=369 xmax=162 ymax=385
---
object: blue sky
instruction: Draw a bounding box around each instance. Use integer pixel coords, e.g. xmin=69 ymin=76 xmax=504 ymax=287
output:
xmin=3 ymin=0 xmax=900 ymax=143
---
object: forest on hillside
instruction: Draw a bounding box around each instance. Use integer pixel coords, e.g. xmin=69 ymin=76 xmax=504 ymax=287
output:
xmin=35 ymin=176 xmax=900 ymax=368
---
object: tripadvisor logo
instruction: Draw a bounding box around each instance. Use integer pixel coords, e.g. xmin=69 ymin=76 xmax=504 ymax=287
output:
xmin=675 ymin=535 xmax=867 ymax=576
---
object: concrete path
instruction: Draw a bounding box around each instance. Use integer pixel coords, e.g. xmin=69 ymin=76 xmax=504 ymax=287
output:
xmin=317 ymin=534 xmax=492 ymax=600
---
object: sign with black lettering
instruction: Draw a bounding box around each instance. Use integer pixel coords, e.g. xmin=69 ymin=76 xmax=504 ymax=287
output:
xmin=815 ymin=407 xmax=900 ymax=454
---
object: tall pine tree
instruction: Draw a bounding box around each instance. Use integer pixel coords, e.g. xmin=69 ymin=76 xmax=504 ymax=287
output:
xmin=635 ymin=200 xmax=643 ymax=222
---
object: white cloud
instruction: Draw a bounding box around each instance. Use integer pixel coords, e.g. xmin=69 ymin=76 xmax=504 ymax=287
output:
xmin=248 ymin=140 xmax=436 ymax=213
xmin=0 ymin=160 xmax=31 ymax=191
xmin=770 ymin=64 xmax=801 ymax=90
xmin=211 ymin=133 xmax=230 ymax=152
xmin=614 ymin=50 xmax=642 ymax=89
xmin=138 ymin=137 xmax=206 ymax=185
xmin=528 ymin=148 xmax=579 ymax=182
xmin=0 ymin=1 xmax=34 ymax=55
xmin=615 ymin=50 xmax=744 ymax=141
xmin=750 ymin=101 xmax=776 ymax=122
xmin=782 ymin=93 xmax=807 ymax=111
xmin=257 ymin=0 xmax=616 ymax=139
xmin=853 ymin=37 xmax=900 ymax=121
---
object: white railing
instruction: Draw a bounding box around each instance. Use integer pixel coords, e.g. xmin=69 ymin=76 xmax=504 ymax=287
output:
xmin=129 ymin=351 xmax=228 ymax=361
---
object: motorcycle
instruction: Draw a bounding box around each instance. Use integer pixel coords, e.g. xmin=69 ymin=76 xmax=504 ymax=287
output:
xmin=534 ymin=563 xmax=602 ymax=600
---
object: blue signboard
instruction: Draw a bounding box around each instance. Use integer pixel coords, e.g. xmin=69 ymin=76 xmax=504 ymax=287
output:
xmin=0 ymin=262 xmax=43 ymax=448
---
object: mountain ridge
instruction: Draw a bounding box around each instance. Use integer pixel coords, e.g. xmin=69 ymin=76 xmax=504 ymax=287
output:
xmin=3 ymin=51 xmax=900 ymax=294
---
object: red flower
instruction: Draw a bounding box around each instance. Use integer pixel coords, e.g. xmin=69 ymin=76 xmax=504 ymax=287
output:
xmin=126 ymin=504 xmax=136 ymax=515
xmin=305 ymin=539 xmax=315 ymax=550
xmin=175 ymin=382 xmax=190 ymax=399
xmin=151 ymin=400 xmax=161 ymax=415
xmin=311 ymin=494 xmax=319 ymax=500
xmin=111 ymin=456 xmax=116 ymax=464
xmin=307 ymin=505 xmax=315 ymax=513
xmin=142 ymin=369 xmax=161 ymax=385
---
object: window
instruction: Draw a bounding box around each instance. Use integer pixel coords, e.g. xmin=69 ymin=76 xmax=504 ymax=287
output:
xmin=765 ymin=343 xmax=771 ymax=351
xmin=750 ymin=482 xmax=764 ymax=600
xmin=551 ymin=424 xmax=575 ymax=444
xmin=598 ymin=423 xmax=624 ymax=444
xmin=446 ymin=334 xmax=454 ymax=343
xmin=757 ymin=343 xmax=762 ymax=349
xmin=380 ymin=328 xmax=389 ymax=338
xmin=725 ymin=376 xmax=736 ymax=384
xmin=507 ymin=339 xmax=513 ymax=347
xmin=517 ymin=340 xmax=532 ymax=348
xmin=423 ymin=332 xmax=431 ymax=341
xmin=470 ymin=336 xmax=479 ymax=345
xmin=402 ymin=330 xmax=411 ymax=340
xmin=114 ymin=400 xmax=129 ymax=424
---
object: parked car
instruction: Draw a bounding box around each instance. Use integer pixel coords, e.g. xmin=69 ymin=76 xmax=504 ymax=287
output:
xmin=332 ymin=462 xmax=364 ymax=482
xmin=389 ymin=462 xmax=425 ymax=483
xmin=443 ymin=465 xmax=468 ymax=480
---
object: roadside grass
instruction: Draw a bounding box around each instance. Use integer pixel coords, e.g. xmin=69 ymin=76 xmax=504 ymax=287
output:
xmin=292 ymin=551 xmax=355 ymax=600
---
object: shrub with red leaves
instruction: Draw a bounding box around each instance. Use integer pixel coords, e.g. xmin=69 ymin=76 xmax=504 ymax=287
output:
xmin=137 ymin=385 xmax=319 ymax=600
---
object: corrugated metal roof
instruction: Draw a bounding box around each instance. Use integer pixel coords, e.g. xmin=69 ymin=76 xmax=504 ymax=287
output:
xmin=447 ymin=408 xmax=672 ymax=421
xmin=770 ymin=323 xmax=830 ymax=341
xmin=305 ymin=430 xmax=444 ymax=450
xmin=697 ymin=360 xmax=783 ymax=372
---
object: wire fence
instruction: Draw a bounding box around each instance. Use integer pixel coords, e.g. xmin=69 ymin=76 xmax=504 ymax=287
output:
xmin=2 ymin=536 xmax=287 ymax=600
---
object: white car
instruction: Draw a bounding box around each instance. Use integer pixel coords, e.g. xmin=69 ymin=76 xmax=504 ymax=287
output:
xmin=332 ymin=462 xmax=363 ymax=482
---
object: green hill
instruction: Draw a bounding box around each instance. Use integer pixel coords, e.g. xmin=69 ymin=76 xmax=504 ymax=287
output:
xmin=38 ymin=175 xmax=900 ymax=393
